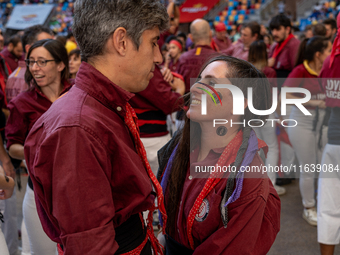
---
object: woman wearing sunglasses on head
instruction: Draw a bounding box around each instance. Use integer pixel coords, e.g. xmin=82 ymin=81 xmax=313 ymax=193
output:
xmin=157 ymin=55 xmax=280 ymax=255
xmin=5 ymin=39 xmax=72 ymax=254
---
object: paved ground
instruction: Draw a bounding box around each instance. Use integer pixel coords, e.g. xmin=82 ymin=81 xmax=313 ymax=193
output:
xmin=268 ymin=179 xmax=340 ymax=255
xmin=15 ymin=175 xmax=340 ymax=254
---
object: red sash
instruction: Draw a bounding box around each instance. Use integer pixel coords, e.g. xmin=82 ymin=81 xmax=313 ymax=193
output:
xmin=272 ymin=33 xmax=295 ymax=59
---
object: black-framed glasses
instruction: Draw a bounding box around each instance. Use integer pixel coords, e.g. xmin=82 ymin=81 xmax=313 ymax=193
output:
xmin=25 ymin=59 xmax=56 ymax=68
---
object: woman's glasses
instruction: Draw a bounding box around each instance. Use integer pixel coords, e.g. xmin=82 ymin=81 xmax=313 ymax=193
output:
xmin=25 ymin=59 xmax=56 ymax=68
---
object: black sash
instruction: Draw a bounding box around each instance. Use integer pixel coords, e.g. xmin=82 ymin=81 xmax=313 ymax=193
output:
xmin=165 ymin=234 xmax=194 ymax=255
xmin=58 ymin=214 xmax=151 ymax=254
xmin=115 ymin=214 xmax=151 ymax=255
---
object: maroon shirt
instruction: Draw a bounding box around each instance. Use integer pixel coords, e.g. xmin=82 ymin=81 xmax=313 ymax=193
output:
xmin=320 ymin=55 xmax=340 ymax=107
xmin=262 ymin=66 xmax=278 ymax=88
xmin=222 ymin=43 xmax=249 ymax=61
xmin=6 ymin=81 xmax=72 ymax=149
xmin=169 ymin=59 xmax=179 ymax=72
xmin=177 ymin=45 xmax=217 ymax=93
xmin=212 ymin=36 xmax=232 ymax=51
xmin=1 ymin=47 xmax=24 ymax=73
xmin=283 ymin=63 xmax=325 ymax=109
xmin=269 ymin=37 xmax=300 ymax=73
xmin=171 ymin=147 xmax=280 ymax=254
xmin=24 ymin=63 xmax=154 ymax=254
xmin=5 ymin=61 xmax=28 ymax=103
xmin=129 ymin=65 xmax=183 ymax=138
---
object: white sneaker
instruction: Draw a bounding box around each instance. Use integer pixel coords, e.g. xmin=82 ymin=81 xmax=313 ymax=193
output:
xmin=274 ymin=185 xmax=286 ymax=196
xmin=303 ymin=207 xmax=317 ymax=226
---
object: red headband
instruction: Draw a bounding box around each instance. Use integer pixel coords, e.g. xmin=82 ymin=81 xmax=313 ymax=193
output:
xmin=169 ymin=40 xmax=183 ymax=51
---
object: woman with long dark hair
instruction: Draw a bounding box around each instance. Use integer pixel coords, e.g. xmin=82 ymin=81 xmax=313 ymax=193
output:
xmin=157 ymin=55 xmax=280 ymax=254
xmin=283 ymin=36 xmax=332 ymax=226
xmin=5 ymin=39 xmax=72 ymax=254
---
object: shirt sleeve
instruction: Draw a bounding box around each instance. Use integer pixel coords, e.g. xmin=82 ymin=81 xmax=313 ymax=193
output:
xmin=137 ymin=68 xmax=183 ymax=115
xmin=192 ymin=179 xmax=280 ymax=255
xmin=5 ymin=100 xmax=29 ymax=149
xmin=282 ymin=65 xmax=304 ymax=88
xmin=25 ymin=125 xmax=118 ymax=254
xmin=176 ymin=57 xmax=190 ymax=93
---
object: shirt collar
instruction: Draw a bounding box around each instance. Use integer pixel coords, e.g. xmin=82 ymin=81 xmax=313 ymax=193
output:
xmin=32 ymin=80 xmax=73 ymax=101
xmin=303 ymin=60 xmax=318 ymax=76
xmin=75 ymin=62 xmax=135 ymax=117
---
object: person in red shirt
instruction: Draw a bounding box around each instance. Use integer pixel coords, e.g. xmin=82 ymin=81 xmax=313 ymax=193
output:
xmin=268 ymin=14 xmax=300 ymax=82
xmin=248 ymin=40 xmax=285 ymax=196
xmin=268 ymin=13 xmax=300 ymax=188
xmin=5 ymin=25 xmax=53 ymax=103
xmin=6 ymin=39 xmax=72 ymax=255
xmin=157 ymin=55 xmax=280 ymax=254
xmin=164 ymin=39 xmax=183 ymax=72
xmin=1 ymin=35 xmax=24 ymax=72
xmin=0 ymin=165 xmax=15 ymax=255
xmin=68 ymin=49 xmax=81 ymax=79
xmin=283 ymin=36 xmax=332 ymax=226
xmin=177 ymin=19 xmax=217 ymax=93
xmin=317 ymin=14 xmax=340 ymax=255
xmin=24 ymin=1 xmax=169 ymax=254
xmin=222 ymin=21 xmax=261 ymax=61
xmin=212 ymin=22 xmax=232 ymax=52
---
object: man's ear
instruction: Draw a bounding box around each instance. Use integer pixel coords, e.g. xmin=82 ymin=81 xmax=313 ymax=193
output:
xmin=111 ymin=27 xmax=129 ymax=56
xmin=25 ymin=44 xmax=30 ymax=54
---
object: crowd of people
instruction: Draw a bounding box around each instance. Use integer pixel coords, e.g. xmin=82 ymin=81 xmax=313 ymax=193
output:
xmin=0 ymin=0 xmax=338 ymax=255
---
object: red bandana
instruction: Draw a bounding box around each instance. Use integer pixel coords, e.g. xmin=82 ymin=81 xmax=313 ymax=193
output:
xmin=124 ymin=103 xmax=167 ymax=254
xmin=272 ymin=33 xmax=295 ymax=59
xmin=186 ymin=130 xmax=267 ymax=249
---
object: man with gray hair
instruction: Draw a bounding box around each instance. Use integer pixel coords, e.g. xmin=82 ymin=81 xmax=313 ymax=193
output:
xmin=177 ymin=19 xmax=217 ymax=93
xmin=24 ymin=1 xmax=168 ymax=254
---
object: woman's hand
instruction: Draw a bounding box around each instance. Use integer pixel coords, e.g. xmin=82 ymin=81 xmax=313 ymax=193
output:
xmin=0 ymin=166 xmax=15 ymax=200
xmin=268 ymin=57 xmax=276 ymax=67
xmin=161 ymin=67 xmax=174 ymax=84
xmin=170 ymin=77 xmax=185 ymax=95
xmin=309 ymin=100 xmax=326 ymax=109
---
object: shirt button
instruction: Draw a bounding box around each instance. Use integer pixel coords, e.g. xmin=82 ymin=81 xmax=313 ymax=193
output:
xmin=117 ymin=106 xmax=122 ymax=111
xmin=188 ymin=175 xmax=192 ymax=180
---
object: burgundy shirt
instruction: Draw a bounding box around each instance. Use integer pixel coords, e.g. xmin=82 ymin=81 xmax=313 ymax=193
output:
xmin=171 ymin=147 xmax=280 ymax=254
xmin=169 ymin=59 xmax=179 ymax=72
xmin=1 ymin=47 xmax=24 ymax=73
xmin=222 ymin=42 xmax=249 ymax=61
xmin=177 ymin=45 xmax=217 ymax=93
xmin=212 ymin=36 xmax=232 ymax=51
xmin=262 ymin=66 xmax=278 ymax=88
xmin=129 ymin=65 xmax=183 ymax=137
xmin=320 ymin=55 xmax=340 ymax=107
xmin=269 ymin=37 xmax=300 ymax=72
xmin=5 ymin=61 xmax=28 ymax=103
xmin=283 ymin=63 xmax=325 ymax=109
xmin=6 ymin=81 xmax=72 ymax=149
xmin=24 ymin=63 xmax=154 ymax=254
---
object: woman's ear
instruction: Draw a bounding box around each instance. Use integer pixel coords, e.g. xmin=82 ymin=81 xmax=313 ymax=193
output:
xmin=57 ymin=62 xmax=65 ymax=72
